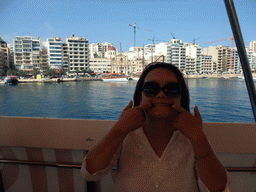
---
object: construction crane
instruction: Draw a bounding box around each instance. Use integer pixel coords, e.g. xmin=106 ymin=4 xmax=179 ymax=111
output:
xmin=170 ymin=32 xmax=176 ymax=39
xmin=205 ymin=36 xmax=234 ymax=71
xmin=192 ymin=38 xmax=201 ymax=44
xmin=120 ymin=43 xmax=123 ymax=75
xmin=128 ymin=23 xmax=152 ymax=48
xmin=147 ymin=37 xmax=166 ymax=63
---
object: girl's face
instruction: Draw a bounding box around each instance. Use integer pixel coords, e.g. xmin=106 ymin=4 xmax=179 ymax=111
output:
xmin=140 ymin=68 xmax=181 ymax=120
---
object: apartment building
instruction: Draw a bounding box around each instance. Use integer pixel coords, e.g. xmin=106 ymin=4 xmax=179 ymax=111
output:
xmin=65 ymin=34 xmax=89 ymax=73
xmin=40 ymin=49 xmax=48 ymax=72
xmin=203 ymin=45 xmax=242 ymax=74
xmin=43 ymin=37 xmax=63 ymax=70
xmin=89 ymin=42 xmax=112 ymax=58
xmin=250 ymin=41 xmax=256 ymax=54
xmin=13 ymin=36 xmax=40 ymax=71
xmin=155 ymin=40 xmax=186 ymax=73
xmin=89 ymin=58 xmax=111 ymax=73
xmin=0 ymin=38 xmax=9 ymax=73
xmin=129 ymin=58 xmax=148 ymax=74
xmin=203 ymin=46 xmax=228 ymax=73
xmin=63 ymin=42 xmax=69 ymax=71
xmin=245 ymin=48 xmax=256 ymax=71
xmin=184 ymin=43 xmax=202 ymax=74
xmin=201 ymin=55 xmax=213 ymax=74
xmin=8 ymin=43 xmax=14 ymax=69
xmin=125 ymin=46 xmax=152 ymax=62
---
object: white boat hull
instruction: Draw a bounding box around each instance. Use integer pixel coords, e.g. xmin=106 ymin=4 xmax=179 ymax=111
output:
xmin=102 ymin=77 xmax=128 ymax=82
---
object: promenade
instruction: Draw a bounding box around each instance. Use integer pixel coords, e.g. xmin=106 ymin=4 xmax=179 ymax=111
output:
xmin=185 ymin=73 xmax=242 ymax=79
xmin=1 ymin=74 xmax=246 ymax=84
xmin=17 ymin=77 xmax=103 ymax=83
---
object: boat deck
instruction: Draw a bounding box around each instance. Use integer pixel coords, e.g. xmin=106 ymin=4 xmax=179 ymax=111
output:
xmin=0 ymin=116 xmax=255 ymax=191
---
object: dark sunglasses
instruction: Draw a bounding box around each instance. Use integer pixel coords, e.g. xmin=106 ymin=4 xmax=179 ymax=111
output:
xmin=142 ymin=82 xmax=181 ymax=97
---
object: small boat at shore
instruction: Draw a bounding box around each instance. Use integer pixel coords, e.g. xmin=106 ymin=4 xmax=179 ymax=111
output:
xmin=4 ymin=76 xmax=18 ymax=85
xmin=101 ymin=74 xmax=129 ymax=82
xmin=130 ymin=77 xmax=140 ymax=81
xmin=60 ymin=77 xmax=77 ymax=82
xmin=102 ymin=77 xmax=129 ymax=82
xmin=43 ymin=78 xmax=61 ymax=83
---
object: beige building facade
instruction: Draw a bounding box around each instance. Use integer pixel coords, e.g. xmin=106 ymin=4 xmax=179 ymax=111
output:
xmin=201 ymin=55 xmax=213 ymax=74
xmin=13 ymin=36 xmax=40 ymax=71
xmin=65 ymin=34 xmax=89 ymax=73
xmin=89 ymin=58 xmax=111 ymax=73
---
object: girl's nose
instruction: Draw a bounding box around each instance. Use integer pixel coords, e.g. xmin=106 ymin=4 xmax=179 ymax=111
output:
xmin=156 ymin=89 xmax=167 ymax=98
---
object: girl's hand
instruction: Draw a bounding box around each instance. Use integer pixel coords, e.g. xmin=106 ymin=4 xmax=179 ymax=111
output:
xmin=115 ymin=100 xmax=152 ymax=134
xmin=172 ymin=104 xmax=204 ymax=142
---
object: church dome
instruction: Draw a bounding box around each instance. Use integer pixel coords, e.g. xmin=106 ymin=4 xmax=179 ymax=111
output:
xmin=108 ymin=46 xmax=116 ymax=51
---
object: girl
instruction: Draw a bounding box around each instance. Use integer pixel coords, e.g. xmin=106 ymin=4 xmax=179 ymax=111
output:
xmin=81 ymin=62 xmax=229 ymax=192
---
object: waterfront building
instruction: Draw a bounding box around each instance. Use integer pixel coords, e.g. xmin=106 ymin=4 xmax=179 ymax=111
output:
xmin=250 ymin=41 xmax=256 ymax=54
xmin=184 ymin=43 xmax=202 ymax=74
xmin=125 ymin=46 xmax=152 ymax=62
xmin=40 ymin=49 xmax=48 ymax=72
xmin=111 ymin=54 xmax=131 ymax=74
xmin=89 ymin=42 xmax=113 ymax=58
xmin=144 ymin=44 xmax=156 ymax=62
xmin=13 ymin=36 xmax=40 ymax=71
xmin=245 ymin=47 xmax=256 ymax=72
xmin=230 ymin=48 xmax=241 ymax=74
xmin=155 ymin=42 xmax=168 ymax=61
xmin=8 ymin=43 xmax=14 ymax=69
xmin=203 ymin=45 xmax=230 ymax=73
xmin=65 ymin=34 xmax=89 ymax=73
xmin=185 ymin=57 xmax=197 ymax=74
xmin=168 ymin=39 xmax=186 ymax=73
xmin=201 ymin=55 xmax=213 ymax=74
xmin=0 ymin=37 xmax=9 ymax=73
xmin=155 ymin=40 xmax=186 ymax=73
xmin=89 ymin=58 xmax=112 ymax=73
xmin=203 ymin=45 xmax=246 ymax=74
xmin=43 ymin=37 xmax=63 ymax=71
xmin=129 ymin=58 xmax=148 ymax=74
xmin=63 ymin=42 xmax=69 ymax=72
xmin=105 ymin=45 xmax=117 ymax=59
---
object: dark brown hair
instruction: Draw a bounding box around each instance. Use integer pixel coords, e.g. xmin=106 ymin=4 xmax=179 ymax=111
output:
xmin=133 ymin=62 xmax=190 ymax=112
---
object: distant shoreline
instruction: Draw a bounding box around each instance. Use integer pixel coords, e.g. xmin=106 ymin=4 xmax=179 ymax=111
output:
xmin=184 ymin=74 xmax=242 ymax=79
xmin=3 ymin=74 xmax=248 ymax=84
xmin=17 ymin=77 xmax=103 ymax=83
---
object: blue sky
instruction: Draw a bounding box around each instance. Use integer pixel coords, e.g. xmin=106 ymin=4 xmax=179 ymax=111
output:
xmin=1 ymin=0 xmax=255 ymax=52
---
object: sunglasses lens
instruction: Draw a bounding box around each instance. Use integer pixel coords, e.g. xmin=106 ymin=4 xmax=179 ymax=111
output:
xmin=142 ymin=82 xmax=181 ymax=97
xmin=164 ymin=83 xmax=181 ymax=97
xmin=142 ymin=82 xmax=160 ymax=96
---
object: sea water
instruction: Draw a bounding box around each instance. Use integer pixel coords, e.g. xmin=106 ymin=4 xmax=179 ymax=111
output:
xmin=0 ymin=78 xmax=254 ymax=123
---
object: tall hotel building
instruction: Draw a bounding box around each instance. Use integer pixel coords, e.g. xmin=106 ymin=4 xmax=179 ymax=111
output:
xmin=65 ymin=34 xmax=89 ymax=73
xmin=43 ymin=37 xmax=63 ymax=70
xmin=13 ymin=36 xmax=40 ymax=71
xmin=155 ymin=39 xmax=186 ymax=73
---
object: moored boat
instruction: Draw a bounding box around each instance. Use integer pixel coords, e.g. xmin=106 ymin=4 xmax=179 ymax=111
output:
xmin=4 ymin=76 xmax=18 ymax=85
xmin=102 ymin=77 xmax=129 ymax=82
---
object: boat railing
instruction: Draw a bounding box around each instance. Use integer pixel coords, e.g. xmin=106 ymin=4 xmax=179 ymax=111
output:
xmin=0 ymin=116 xmax=255 ymax=191
xmin=224 ymin=0 xmax=256 ymax=122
